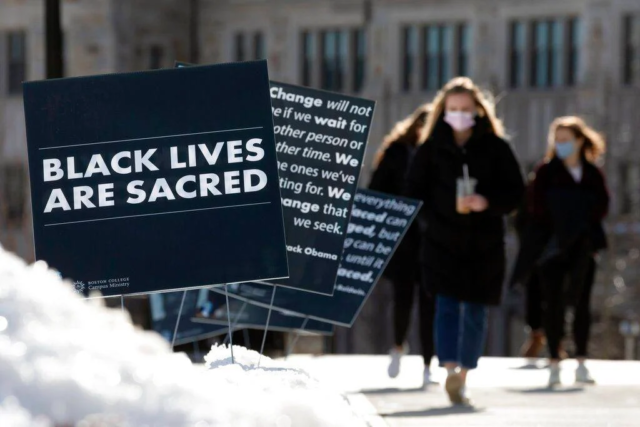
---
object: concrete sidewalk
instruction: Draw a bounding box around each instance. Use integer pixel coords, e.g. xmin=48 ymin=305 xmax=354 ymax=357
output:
xmin=287 ymin=355 xmax=640 ymax=427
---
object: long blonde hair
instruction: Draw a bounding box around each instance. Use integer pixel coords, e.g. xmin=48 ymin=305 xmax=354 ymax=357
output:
xmin=421 ymin=77 xmax=505 ymax=143
xmin=545 ymin=116 xmax=606 ymax=163
xmin=373 ymin=103 xmax=431 ymax=167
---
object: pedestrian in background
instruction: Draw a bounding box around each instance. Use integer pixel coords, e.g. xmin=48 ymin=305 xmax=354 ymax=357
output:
xmin=514 ymin=178 xmax=569 ymax=361
xmin=514 ymin=116 xmax=608 ymax=387
xmin=405 ymin=77 xmax=524 ymax=405
xmin=369 ymin=104 xmax=437 ymax=389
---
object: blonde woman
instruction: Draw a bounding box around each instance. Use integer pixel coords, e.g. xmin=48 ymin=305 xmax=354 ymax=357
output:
xmin=405 ymin=77 xmax=524 ymax=405
xmin=369 ymin=104 xmax=436 ymax=388
xmin=519 ymin=116 xmax=609 ymax=387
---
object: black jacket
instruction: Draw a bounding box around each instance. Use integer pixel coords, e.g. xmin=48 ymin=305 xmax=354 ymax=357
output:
xmin=369 ymin=141 xmax=421 ymax=283
xmin=511 ymin=157 xmax=609 ymax=294
xmin=405 ymin=118 xmax=525 ymax=305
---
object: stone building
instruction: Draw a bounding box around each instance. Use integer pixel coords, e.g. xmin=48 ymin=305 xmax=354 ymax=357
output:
xmin=1 ymin=0 xmax=639 ymax=357
xmin=199 ymin=0 xmax=640 ymax=204
xmin=0 ymin=0 xmax=192 ymax=261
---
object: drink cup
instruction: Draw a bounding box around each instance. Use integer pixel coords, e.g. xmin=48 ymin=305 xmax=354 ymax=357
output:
xmin=456 ymin=177 xmax=478 ymax=214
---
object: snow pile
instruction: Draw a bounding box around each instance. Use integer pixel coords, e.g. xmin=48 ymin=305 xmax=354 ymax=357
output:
xmin=0 ymin=397 xmax=52 ymax=427
xmin=204 ymin=345 xmax=362 ymax=425
xmin=0 ymin=246 xmax=367 ymax=427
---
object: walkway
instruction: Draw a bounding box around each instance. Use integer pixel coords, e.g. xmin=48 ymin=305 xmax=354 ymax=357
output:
xmin=287 ymin=355 xmax=640 ymax=427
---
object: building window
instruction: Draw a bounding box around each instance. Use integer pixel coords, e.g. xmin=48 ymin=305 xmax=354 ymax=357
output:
xmin=336 ymin=31 xmax=348 ymax=91
xmin=0 ymin=164 xmax=27 ymax=227
xmin=233 ymin=31 xmax=266 ymax=62
xmin=302 ymin=31 xmax=315 ymax=87
xmin=423 ymin=26 xmax=440 ymax=90
xmin=148 ymin=45 xmax=164 ymax=69
xmin=253 ymin=32 xmax=265 ymax=60
xmin=457 ymin=24 xmax=471 ymax=77
xmin=233 ymin=31 xmax=267 ymax=62
xmin=318 ymin=30 xmax=347 ymax=91
xmin=441 ymin=26 xmax=453 ymax=86
xmin=234 ymin=33 xmax=245 ymax=62
xmin=623 ymin=15 xmax=640 ymax=85
xmin=550 ymin=20 xmax=564 ymax=86
xmin=301 ymin=28 xmax=365 ymax=93
xmin=402 ymin=23 xmax=469 ymax=92
xmin=532 ymin=21 xmax=551 ymax=87
xmin=509 ymin=22 xmax=526 ymax=88
xmin=513 ymin=17 xmax=580 ymax=89
xmin=7 ymin=32 xmax=26 ymax=95
xmin=402 ymin=26 xmax=417 ymax=92
xmin=567 ymin=18 xmax=580 ymax=86
xmin=321 ymin=31 xmax=337 ymax=91
xmin=352 ymin=29 xmax=366 ymax=92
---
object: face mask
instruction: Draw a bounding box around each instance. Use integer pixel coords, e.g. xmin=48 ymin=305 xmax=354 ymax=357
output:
xmin=555 ymin=141 xmax=576 ymax=159
xmin=444 ymin=111 xmax=475 ymax=132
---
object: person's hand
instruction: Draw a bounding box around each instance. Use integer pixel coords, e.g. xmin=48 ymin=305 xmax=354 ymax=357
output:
xmin=463 ymin=194 xmax=488 ymax=212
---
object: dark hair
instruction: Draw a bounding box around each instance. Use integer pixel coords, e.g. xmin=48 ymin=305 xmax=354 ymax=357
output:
xmin=373 ymin=104 xmax=430 ymax=167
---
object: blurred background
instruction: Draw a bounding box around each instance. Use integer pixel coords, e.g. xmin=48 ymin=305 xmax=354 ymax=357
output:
xmin=0 ymin=0 xmax=639 ymax=361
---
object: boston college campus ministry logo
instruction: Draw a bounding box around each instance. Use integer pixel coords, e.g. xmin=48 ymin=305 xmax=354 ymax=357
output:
xmin=73 ymin=281 xmax=85 ymax=294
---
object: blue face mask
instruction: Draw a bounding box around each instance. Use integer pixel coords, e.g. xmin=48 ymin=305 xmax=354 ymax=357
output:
xmin=555 ymin=141 xmax=576 ymax=160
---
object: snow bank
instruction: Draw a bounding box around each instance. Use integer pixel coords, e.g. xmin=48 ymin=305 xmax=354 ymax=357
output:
xmin=0 ymin=397 xmax=52 ymax=427
xmin=204 ymin=345 xmax=363 ymax=426
xmin=0 ymin=246 xmax=366 ymax=427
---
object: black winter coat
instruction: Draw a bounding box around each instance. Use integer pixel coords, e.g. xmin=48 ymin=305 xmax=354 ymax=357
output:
xmin=405 ymin=118 xmax=525 ymax=305
xmin=510 ymin=157 xmax=609 ymax=297
xmin=369 ymin=141 xmax=421 ymax=283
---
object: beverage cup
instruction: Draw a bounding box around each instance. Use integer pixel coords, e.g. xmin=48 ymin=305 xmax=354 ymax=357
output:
xmin=456 ymin=179 xmax=469 ymax=214
xmin=456 ymin=178 xmax=478 ymax=214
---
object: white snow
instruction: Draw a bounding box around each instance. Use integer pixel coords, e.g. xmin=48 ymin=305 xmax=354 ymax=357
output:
xmin=0 ymin=397 xmax=52 ymax=427
xmin=0 ymin=246 xmax=367 ymax=427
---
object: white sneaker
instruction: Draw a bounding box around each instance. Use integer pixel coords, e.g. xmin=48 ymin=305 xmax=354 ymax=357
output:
xmin=575 ymin=363 xmax=596 ymax=384
xmin=459 ymin=386 xmax=472 ymax=406
xmin=445 ymin=371 xmax=469 ymax=405
xmin=548 ymin=365 xmax=561 ymax=387
xmin=387 ymin=347 xmax=406 ymax=378
xmin=421 ymin=368 xmax=435 ymax=389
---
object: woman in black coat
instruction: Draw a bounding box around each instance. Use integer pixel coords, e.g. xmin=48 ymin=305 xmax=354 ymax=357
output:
xmin=515 ymin=116 xmax=608 ymax=387
xmin=405 ymin=77 xmax=524 ymax=405
xmin=514 ymin=178 xmax=570 ymax=361
xmin=369 ymin=104 xmax=435 ymax=388
xmin=515 ymin=178 xmax=554 ymax=359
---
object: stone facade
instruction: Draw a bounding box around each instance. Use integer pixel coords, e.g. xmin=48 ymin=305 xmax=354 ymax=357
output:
xmin=0 ymin=0 xmax=190 ymax=260
xmin=200 ymin=0 xmax=640 ymax=194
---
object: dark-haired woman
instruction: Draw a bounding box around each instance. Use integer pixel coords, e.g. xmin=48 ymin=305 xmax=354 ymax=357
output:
xmin=369 ymin=104 xmax=436 ymax=389
xmin=405 ymin=77 xmax=524 ymax=405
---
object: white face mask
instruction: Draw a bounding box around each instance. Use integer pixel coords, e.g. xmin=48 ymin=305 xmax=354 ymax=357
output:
xmin=444 ymin=111 xmax=476 ymax=132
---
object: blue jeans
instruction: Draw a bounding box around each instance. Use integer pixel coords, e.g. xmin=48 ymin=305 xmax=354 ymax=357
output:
xmin=435 ymin=295 xmax=488 ymax=370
